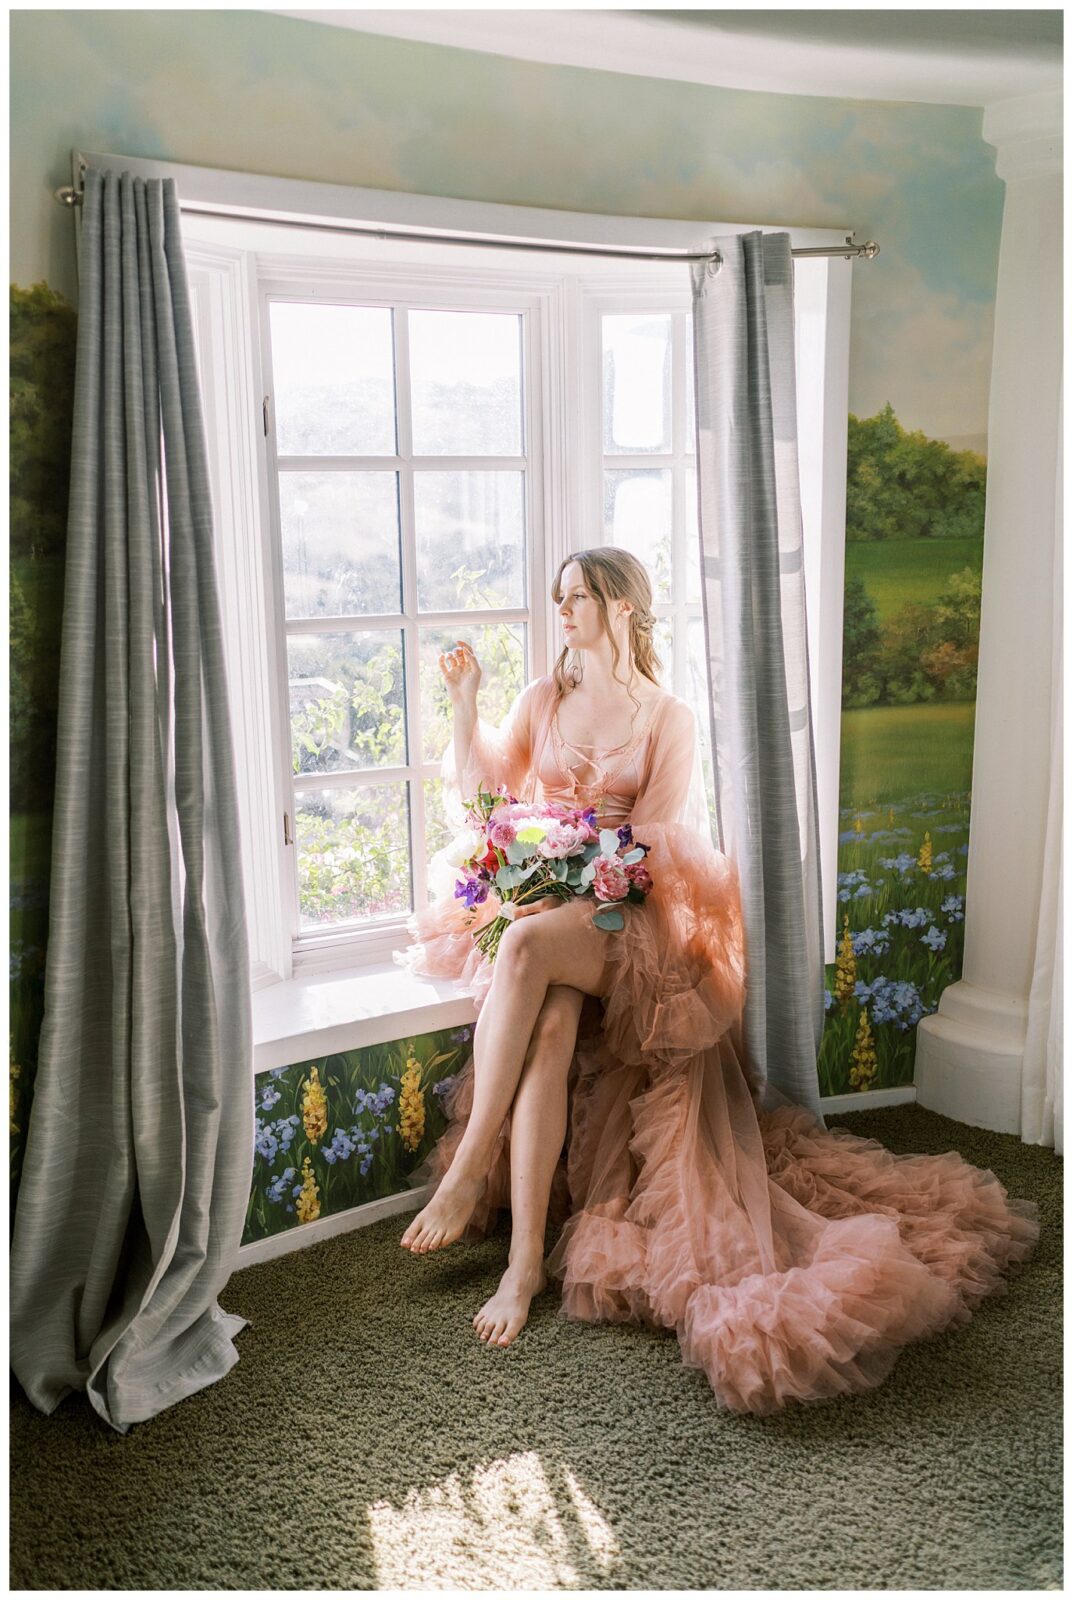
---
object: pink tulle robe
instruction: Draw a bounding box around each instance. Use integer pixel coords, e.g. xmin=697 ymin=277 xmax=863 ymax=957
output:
xmin=393 ymin=673 xmax=1041 ymax=1415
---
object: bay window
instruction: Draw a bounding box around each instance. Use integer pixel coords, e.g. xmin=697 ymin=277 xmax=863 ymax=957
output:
xmin=79 ymin=151 xmax=851 ymax=990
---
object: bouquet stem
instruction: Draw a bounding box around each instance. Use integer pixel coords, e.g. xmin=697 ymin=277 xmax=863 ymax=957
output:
xmin=473 ymin=880 xmax=575 ymax=963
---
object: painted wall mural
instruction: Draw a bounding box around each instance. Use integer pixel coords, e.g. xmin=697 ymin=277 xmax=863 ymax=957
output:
xmin=245 ymin=1028 xmax=471 ymax=1246
xmin=10 ymin=8 xmax=1001 ymax=1235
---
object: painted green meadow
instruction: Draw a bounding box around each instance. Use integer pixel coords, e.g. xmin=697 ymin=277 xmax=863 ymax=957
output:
xmin=844 ymin=535 xmax=983 ymax=625
xmin=244 ymin=1025 xmax=473 ymax=1244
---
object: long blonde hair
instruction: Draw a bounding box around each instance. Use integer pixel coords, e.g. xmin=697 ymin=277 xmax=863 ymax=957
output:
xmin=550 ymin=548 xmax=663 ymax=714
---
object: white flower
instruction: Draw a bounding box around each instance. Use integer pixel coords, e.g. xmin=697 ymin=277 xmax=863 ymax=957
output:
xmin=443 ymin=828 xmax=481 ymax=869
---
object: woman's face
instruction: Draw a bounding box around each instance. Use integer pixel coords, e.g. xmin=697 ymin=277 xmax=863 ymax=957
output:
xmin=557 ymin=562 xmax=631 ymax=651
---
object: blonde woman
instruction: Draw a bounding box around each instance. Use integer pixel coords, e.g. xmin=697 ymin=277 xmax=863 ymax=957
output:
xmin=395 ymin=548 xmax=1038 ymax=1415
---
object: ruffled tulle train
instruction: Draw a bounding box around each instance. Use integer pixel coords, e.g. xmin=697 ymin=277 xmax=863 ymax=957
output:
xmin=394 ymin=819 xmax=1041 ymax=1415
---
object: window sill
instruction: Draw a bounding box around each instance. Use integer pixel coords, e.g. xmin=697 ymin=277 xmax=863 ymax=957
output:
xmin=252 ymin=961 xmax=478 ymax=1074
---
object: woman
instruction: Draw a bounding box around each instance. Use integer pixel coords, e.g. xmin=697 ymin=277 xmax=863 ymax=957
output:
xmin=394 ymin=548 xmax=1039 ymax=1415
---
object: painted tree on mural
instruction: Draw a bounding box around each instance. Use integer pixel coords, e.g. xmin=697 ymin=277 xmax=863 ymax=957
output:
xmin=841 ymin=574 xmax=883 ymax=706
xmin=10 ymin=283 xmax=76 ymax=813
xmin=846 ymin=402 xmax=987 ymax=542
xmin=11 ymin=282 xmax=77 ymax=564
xmin=843 ymin=564 xmax=981 ymax=708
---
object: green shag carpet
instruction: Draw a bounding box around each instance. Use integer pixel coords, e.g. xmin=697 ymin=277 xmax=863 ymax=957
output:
xmin=9 ymin=1105 xmax=1063 ymax=1590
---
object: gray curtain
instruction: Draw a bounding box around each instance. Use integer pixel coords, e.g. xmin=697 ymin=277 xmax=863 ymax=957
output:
xmin=691 ymin=229 xmax=827 ymax=1122
xmin=9 ymin=168 xmax=254 ymax=1432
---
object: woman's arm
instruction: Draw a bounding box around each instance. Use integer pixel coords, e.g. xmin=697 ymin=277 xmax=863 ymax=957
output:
xmin=441 ymin=677 xmax=537 ymax=824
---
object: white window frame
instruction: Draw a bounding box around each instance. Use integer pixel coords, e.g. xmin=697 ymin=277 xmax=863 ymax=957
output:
xmin=255 ymin=263 xmax=551 ymax=975
xmin=75 ymin=150 xmax=852 ymax=984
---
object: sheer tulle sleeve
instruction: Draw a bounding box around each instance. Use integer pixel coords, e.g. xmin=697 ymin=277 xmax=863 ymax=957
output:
xmin=595 ymin=694 xmax=748 ymax=1080
xmin=440 ymin=679 xmax=538 ymax=830
xmin=630 ymin=698 xmax=705 ymax=829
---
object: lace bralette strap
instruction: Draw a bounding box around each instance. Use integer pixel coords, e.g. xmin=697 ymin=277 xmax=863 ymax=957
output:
xmin=551 ymin=693 xmax=661 ymax=790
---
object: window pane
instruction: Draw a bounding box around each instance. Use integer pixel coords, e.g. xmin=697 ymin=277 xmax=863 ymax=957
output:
xmin=685 ymin=463 xmax=701 ymax=604
xmin=603 ymin=314 xmax=671 ymax=454
xmin=423 ymin=776 xmax=459 ymax=905
xmin=295 ymin=783 xmax=412 ymax=929
xmin=654 ymin=616 xmax=674 ymax=689
xmin=604 ymin=468 xmax=672 ymax=602
xmin=687 ymin=615 xmax=710 ymax=709
xmin=269 ymin=302 xmax=396 ymax=457
xmin=288 ymin=630 xmax=405 ymax=774
xmin=279 ymin=472 xmax=401 ymax=618
xmin=414 ymin=471 xmax=526 ymax=612
xmin=409 ymin=310 xmax=522 ymax=456
xmin=687 ymin=616 xmax=718 ymax=837
xmin=420 ymin=623 xmax=527 ymax=764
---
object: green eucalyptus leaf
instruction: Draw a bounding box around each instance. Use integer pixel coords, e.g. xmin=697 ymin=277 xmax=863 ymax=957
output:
xmin=592 ymin=907 xmax=625 ymax=931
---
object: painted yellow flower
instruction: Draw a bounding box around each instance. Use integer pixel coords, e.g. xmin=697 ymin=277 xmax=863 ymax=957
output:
xmin=398 ymin=1054 xmax=426 ymax=1153
xmin=296 ymin=1155 xmax=320 ymax=1223
xmin=918 ymin=832 xmax=932 ymax=874
xmin=302 ymin=1064 xmax=328 ymax=1145
xmin=834 ymin=914 xmax=857 ymax=1008
xmin=849 ymin=1007 xmax=878 ymax=1090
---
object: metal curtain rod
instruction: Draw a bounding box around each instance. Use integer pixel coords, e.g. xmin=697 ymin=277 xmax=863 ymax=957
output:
xmin=53 ymin=184 xmax=879 ymax=268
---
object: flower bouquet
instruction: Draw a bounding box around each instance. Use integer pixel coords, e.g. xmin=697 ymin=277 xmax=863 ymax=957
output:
xmin=448 ymin=784 xmax=655 ymax=963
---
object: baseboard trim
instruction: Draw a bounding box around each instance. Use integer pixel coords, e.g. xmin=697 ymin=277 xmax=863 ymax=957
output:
xmin=821 ymin=1085 xmax=918 ymax=1115
xmin=234 ymin=1182 xmax=432 ymax=1269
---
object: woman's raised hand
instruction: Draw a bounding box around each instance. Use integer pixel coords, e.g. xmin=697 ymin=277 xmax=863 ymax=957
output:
xmin=438 ymin=640 xmax=481 ymax=709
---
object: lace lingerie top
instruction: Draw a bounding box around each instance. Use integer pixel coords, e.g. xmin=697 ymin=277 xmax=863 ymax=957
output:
xmin=533 ymin=692 xmax=664 ymax=829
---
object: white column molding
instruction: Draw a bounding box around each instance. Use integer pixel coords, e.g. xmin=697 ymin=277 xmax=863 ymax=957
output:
xmin=914 ymin=90 xmax=1063 ymax=1133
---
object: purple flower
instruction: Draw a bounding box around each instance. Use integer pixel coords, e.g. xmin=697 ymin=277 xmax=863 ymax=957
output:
xmin=454 ymin=876 xmax=490 ymax=908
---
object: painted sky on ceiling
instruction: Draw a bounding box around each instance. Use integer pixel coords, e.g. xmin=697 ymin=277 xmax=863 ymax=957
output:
xmin=11 ymin=8 xmax=1003 ymax=445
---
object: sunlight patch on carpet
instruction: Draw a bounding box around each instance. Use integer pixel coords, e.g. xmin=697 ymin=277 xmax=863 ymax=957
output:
xmin=367 ymin=1450 xmax=620 ymax=1588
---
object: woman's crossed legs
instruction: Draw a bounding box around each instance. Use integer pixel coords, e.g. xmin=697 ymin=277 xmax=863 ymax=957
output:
xmin=400 ymin=905 xmax=612 ymax=1343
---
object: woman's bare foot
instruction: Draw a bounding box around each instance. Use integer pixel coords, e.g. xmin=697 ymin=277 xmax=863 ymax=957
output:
xmin=473 ymin=1251 xmax=548 ymax=1348
xmin=400 ymin=1163 xmax=485 ymax=1254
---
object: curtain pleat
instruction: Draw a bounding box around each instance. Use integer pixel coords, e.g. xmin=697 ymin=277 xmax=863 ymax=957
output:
xmin=691 ymin=230 xmax=826 ymax=1120
xmin=9 ymin=168 xmax=254 ymax=1433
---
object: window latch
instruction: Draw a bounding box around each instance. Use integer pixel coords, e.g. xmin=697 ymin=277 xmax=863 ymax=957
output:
xmin=283 ymin=811 xmax=292 ymax=846
xmin=263 ymin=395 xmax=270 ymax=437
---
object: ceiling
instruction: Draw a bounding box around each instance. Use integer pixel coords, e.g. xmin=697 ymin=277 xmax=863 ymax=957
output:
xmin=272 ymin=8 xmax=1063 ymax=107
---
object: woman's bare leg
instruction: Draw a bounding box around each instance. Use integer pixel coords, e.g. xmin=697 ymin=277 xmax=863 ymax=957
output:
xmin=400 ymin=936 xmax=551 ymax=1252
xmin=474 ymin=986 xmax=583 ymax=1347
xmin=400 ymin=909 xmax=609 ymax=1254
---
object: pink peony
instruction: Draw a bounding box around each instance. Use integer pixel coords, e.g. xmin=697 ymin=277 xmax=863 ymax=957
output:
xmin=592 ymin=856 xmax=631 ymax=902
xmin=538 ymin=820 xmax=592 ymax=859
xmin=487 ymin=817 xmax=517 ymax=849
